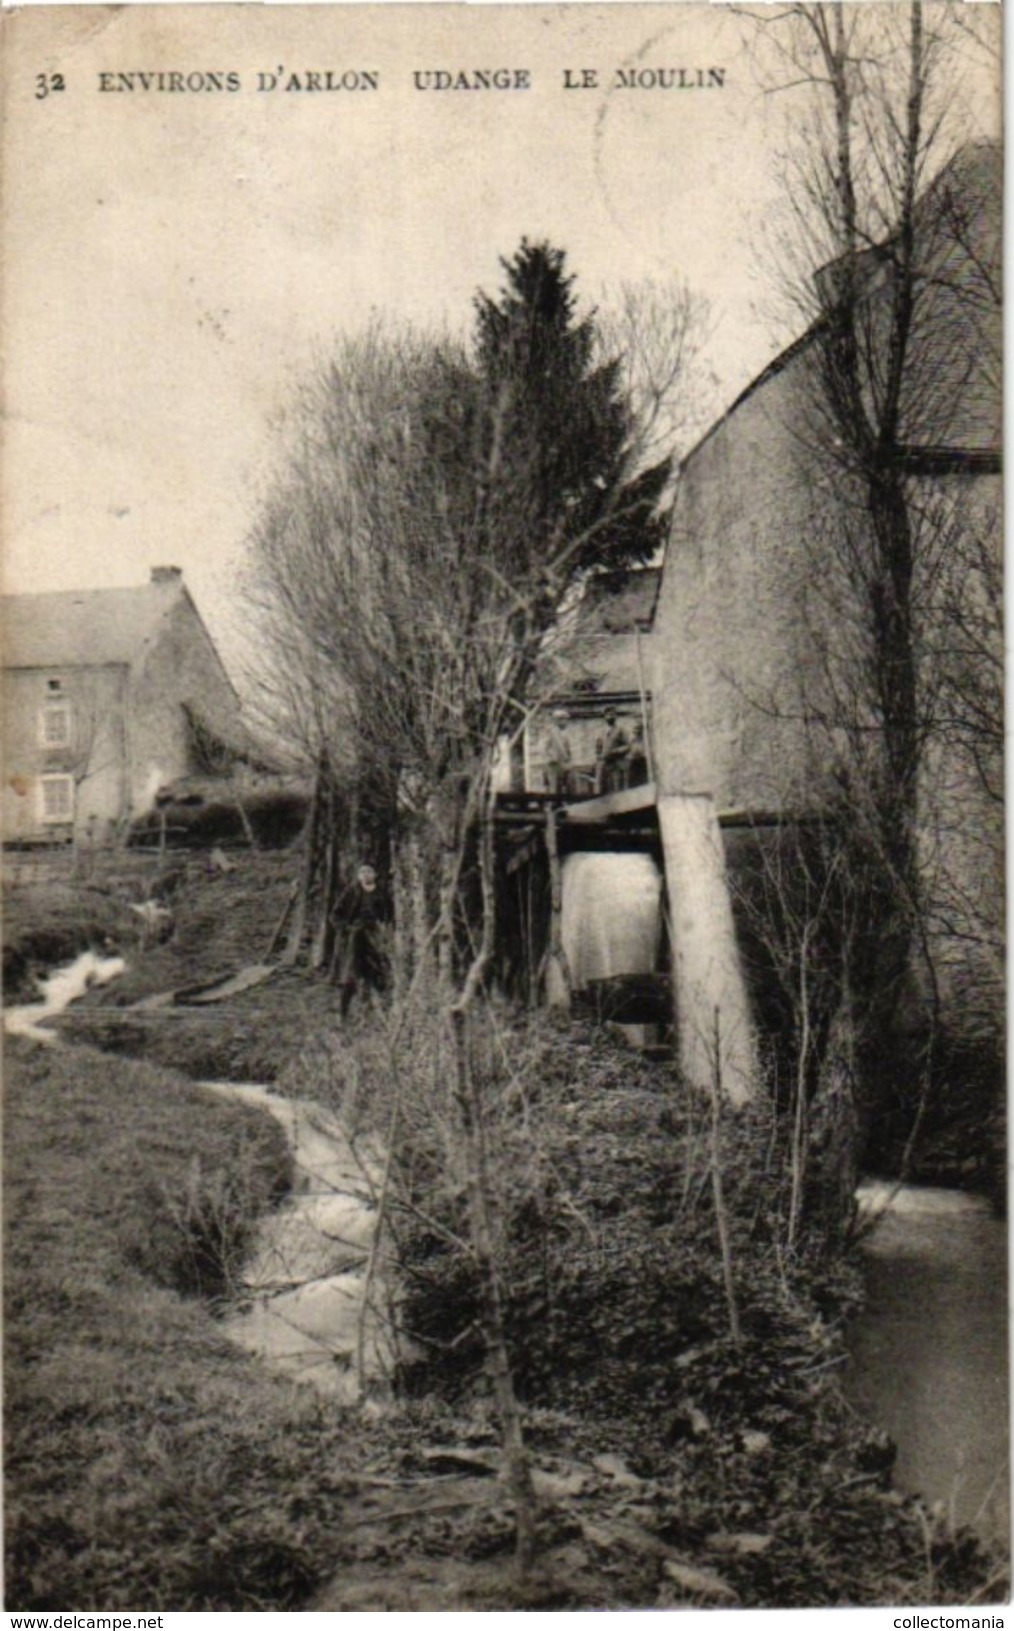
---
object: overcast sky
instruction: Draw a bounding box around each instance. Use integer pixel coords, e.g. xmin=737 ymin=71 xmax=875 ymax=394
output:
xmin=2 ymin=3 xmax=1000 ymax=681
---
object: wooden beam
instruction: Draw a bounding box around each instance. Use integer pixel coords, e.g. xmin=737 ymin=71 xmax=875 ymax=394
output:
xmin=561 ymin=781 xmax=657 ymax=825
xmin=716 ymin=809 xmax=833 ymax=830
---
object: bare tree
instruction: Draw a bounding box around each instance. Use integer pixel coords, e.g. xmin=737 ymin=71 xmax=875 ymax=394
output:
xmin=244 ymin=239 xmax=705 ymax=1567
xmin=735 ymin=3 xmax=1001 ymax=1200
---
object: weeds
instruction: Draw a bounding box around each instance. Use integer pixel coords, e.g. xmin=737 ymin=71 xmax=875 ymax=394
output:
xmin=279 ymin=1002 xmax=1006 ymax=1607
xmin=131 ymin=1135 xmax=290 ymax=1300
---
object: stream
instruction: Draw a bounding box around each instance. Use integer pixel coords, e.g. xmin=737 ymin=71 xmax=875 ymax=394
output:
xmin=850 ymin=1182 xmax=1009 ymax=1540
xmin=5 ymin=952 xmax=1009 ymax=1518
xmin=5 ymin=951 xmax=392 ymax=1402
xmin=5 ymin=949 xmax=127 ymax=1042
xmin=201 ymin=1081 xmax=392 ymax=1402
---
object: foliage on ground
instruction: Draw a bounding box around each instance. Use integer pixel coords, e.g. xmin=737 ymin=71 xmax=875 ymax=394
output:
xmin=4 ymin=855 xmax=1006 ymax=1608
xmin=60 ymin=970 xmax=334 ymax=1085
xmin=3 ymin=1040 xmax=370 ymax=1610
xmin=4 ymin=849 xmax=339 ymax=1082
xmin=282 ymin=1007 xmax=1007 ymax=1608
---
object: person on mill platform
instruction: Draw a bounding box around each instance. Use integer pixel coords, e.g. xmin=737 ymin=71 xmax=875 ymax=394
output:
xmin=598 ymin=708 xmax=630 ymax=795
xmin=627 ymin=721 xmax=649 ymax=787
xmin=544 ymin=708 xmax=574 ymax=797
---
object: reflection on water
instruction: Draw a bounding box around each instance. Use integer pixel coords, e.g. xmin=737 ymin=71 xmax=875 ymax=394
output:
xmin=847 ymin=1185 xmax=1009 ymax=1539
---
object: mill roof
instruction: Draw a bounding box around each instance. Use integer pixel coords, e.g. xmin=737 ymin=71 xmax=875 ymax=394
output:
xmin=2 ymin=577 xmax=188 ymax=671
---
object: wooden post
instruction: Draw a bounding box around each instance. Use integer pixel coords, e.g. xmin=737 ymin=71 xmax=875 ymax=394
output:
xmin=407 ymin=826 xmax=430 ymax=985
xmin=310 ymin=778 xmax=336 ymax=970
xmin=449 ymin=997 xmax=538 ymax=1577
xmin=283 ymin=768 xmax=321 ymax=965
xmin=525 ymin=865 xmax=536 ymax=1008
xmin=390 ymin=834 xmax=408 ymax=1000
xmin=266 ymin=879 xmax=299 ymax=961
xmin=635 ymin=626 xmax=654 ymax=785
xmin=709 ymin=1006 xmax=742 ymax=1349
xmin=544 ymin=805 xmax=571 ymax=1006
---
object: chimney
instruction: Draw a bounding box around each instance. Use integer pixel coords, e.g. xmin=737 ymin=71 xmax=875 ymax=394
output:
xmin=150 ymin=566 xmax=183 ymax=585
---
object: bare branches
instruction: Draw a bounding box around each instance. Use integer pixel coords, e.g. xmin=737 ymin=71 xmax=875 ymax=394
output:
xmin=240 ymin=243 xmax=710 ymax=1571
xmin=594 ymin=276 xmax=716 ymax=473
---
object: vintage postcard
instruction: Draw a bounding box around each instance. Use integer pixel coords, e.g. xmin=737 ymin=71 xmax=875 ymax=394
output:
xmin=1 ymin=2 xmax=1005 ymax=1618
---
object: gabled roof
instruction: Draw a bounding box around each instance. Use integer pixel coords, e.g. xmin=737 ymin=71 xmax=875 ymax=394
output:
xmin=3 ymin=577 xmax=187 ymax=671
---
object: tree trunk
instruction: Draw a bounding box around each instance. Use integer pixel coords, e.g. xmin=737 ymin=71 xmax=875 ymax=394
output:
xmin=806 ymin=1002 xmax=860 ymax=1251
xmin=391 ymin=833 xmax=410 ymax=1001
xmin=285 ymin=760 xmax=324 ymax=965
xmin=508 ymin=733 xmax=526 ymax=793
xmin=449 ymin=1006 xmax=538 ymax=1576
xmin=310 ymin=791 xmax=336 ymax=971
xmin=437 ymin=848 xmax=456 ymax=995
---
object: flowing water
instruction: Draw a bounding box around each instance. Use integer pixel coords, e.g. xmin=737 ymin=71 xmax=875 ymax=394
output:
xmin=203 ymin=1082 xmax=391 ymax=1402
xmin=5 ymin=949 xmax=127 ymax=1042
xmin=558 ymin=850 xmax=662 ymax=989
xmin=849 ymin=1182 xmax=1009 ymax=1540
xmin=8 ymin=953 xmax=1007 ymax=1497
xmin=555 ymin=851 xmax=663 ymax=1045
xmin=4 ymin=956 xmax=390 ymax=1401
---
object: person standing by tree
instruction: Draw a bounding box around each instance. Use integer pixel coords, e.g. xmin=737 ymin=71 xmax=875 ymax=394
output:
xmin=333 ymin=862 xmax=386 ymax=1018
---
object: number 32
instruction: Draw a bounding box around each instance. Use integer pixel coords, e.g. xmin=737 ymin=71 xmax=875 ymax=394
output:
xmin=35 ymin=73 xmax=66 ymax=100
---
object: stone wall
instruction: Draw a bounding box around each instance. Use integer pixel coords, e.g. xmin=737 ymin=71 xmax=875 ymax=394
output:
xmin=651 ymin=348 xmax=1003 ymax=1048
xmin=651 ymin=342 xmax=827 ymax=812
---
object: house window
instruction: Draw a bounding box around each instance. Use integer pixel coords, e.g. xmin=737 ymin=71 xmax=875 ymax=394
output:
xmin=39 ymin=774 xmax=74 ymax=823
xmin=40 ymin=704 xmax=71 ymax=748
xmin=48 ymin=678 xmax=63 ymax=694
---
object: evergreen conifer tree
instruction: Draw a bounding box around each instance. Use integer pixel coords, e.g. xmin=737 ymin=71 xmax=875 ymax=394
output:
xmin=472 ymin=239 xmax=672 ymax=586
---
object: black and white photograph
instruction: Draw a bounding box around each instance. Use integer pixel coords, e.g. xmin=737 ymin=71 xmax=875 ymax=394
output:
xmin=1 ymin=1 xmax=1006 ymax=1614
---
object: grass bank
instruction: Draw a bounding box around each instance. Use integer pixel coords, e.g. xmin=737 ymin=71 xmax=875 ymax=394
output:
xmin=3 ymin=1041 xmax=366 ymax=1610
xmin=4 ymin=861 xmax=1006 ymax=1608
xmin=5 ymin=1024 xmax=1006 ymax=1609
